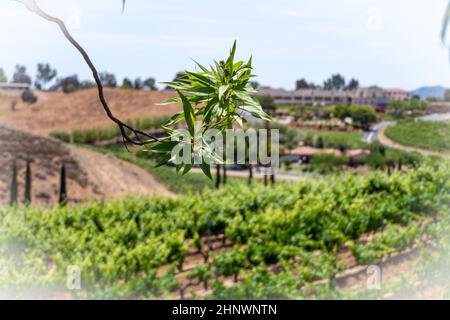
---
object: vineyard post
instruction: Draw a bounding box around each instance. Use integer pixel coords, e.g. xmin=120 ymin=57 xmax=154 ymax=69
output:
xmin=9 ymin=160 xmax=18 ymax=206
xmin=24 ymin=159 xmax=32 ymax=205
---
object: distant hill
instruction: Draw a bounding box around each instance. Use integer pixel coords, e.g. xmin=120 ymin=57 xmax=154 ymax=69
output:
xmin=411 ymin=86 xmax=447 ymax=100
xmin=0 ymin=88 xmax=179 ymax=134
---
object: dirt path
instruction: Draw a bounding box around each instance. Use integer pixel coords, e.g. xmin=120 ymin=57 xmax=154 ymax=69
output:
xmin=68 ymin=146 xmax=173 ymax=199
xmin=378 ymin=126 xmax=450 ymax=159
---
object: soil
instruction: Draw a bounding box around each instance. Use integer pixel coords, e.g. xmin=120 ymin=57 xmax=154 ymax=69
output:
xmin=0 ymin=88 xmax=179 ymax=134
xmin=0 ymin=125 xmax=171 ymax=207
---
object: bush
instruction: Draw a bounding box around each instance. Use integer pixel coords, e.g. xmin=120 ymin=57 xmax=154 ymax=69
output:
xmin=21 ymin=89 xmax=38 ymax=104
xmin=307 ymin=154 xmax=350 ymax=174
xmin=58 ymin=116 xmax=171 ymax=144
xmin=49 ymin=131 xmax=71 ymax=143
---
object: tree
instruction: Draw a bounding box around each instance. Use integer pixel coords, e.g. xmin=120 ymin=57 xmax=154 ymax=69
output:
xmin=57 ymin=75 xmax=80 ymax=94
xmin=12 ymin=65 xmax=32 ymax=84
xmin=386 ymin=99 xmax=427 ymax=117
xmin=35 ymin=63 xmax=57 ymax=90
xmin=296 ymin=78 xmax=316 ymax=90
xmin=345 ymin=78 xmax=359 ymax=91
xmin=0 ymin=68 xmax=7 ymax=83
xmin=122 ymin=77 xmax=133 ymax=89
xmin=21 ymin=89 xmax=38 ymax=104
xmin=323 ymin=74 xmax=346 ymax=91
xmin=79 ymin=80 xmax=96 ymax=89
xmin=250 ymin=81 xmax=260 ymax=90
xmin=99 ymin=72 xmax=117 ymax=88
xmin=133 ymin=77 xmax=143 ymax=90
xmin=143 ymin=77 xmax=157 ymax=90
xmin=351 ymin=105 xmax=377 ymax=130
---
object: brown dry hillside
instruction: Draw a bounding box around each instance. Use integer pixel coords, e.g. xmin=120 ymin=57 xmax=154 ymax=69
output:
xmin=0 ymin=125 xmax=171 ymax=207
xmin=0 ymin=88 xmax=179 ymax=134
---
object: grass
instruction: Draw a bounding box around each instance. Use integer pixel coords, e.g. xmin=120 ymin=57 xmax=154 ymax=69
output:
xmin=81 ymin=145 xmax=246 ymax=193
xmin=263 ymin=122 xmax=368 ymax=150
xmin=50 ymin=116 xmax=170 ymax=144
xmin=297 ymin=128 xmax=368 ymax=149
xmin=385 ymin=120 xmax=450 ymax=153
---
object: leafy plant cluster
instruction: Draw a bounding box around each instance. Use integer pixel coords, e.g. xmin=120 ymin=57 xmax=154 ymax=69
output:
xmin=148 ymin=42 xmax=270 ymax=177
xmin=385 ymin=120 xmax=450 ymax=153
xmin=0 ymin=162 xmax=448 ymax=299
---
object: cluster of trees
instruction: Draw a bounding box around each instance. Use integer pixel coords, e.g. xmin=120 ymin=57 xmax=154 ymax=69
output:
xmin=0 ymin=64 xmax=158 ymax=95
xmin=333 ymin=104 xmax=377 ymax=130
xmin=57 ymin=72 xmax=158 ymax=93
xmin=296 ymin=74 xmax=359 ymax=91
xmin=386 ymin=98 xmax=428 ymax=117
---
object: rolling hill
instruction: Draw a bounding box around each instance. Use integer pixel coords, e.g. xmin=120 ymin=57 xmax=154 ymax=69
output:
xmin=0 ymin=88 xmax=179 ymax=134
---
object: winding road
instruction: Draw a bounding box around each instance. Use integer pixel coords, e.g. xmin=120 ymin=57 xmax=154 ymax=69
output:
xmin=363 ymin=112 xmax=450 ymax=158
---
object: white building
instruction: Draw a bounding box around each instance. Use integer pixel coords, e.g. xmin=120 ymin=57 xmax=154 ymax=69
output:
xmin=0 ymin=83 xmax=31 ymax=96
xmin=257 ymin=86 xmax=410 ymax=109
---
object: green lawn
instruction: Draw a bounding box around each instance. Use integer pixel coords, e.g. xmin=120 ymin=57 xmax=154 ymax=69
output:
xmin=297 ymin=128 xmax=368 ymax=149
xmin=385 ymin=120 xmax=450 ymax=153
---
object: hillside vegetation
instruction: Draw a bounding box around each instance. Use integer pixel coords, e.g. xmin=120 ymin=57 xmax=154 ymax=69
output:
xmin=1 ymin=163 xmax=448 ymax=299
xmin=385 ymin=120 xmax=450 ymax=153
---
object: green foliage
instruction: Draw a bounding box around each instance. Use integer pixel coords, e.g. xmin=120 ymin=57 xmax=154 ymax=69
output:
xmin=35 ymin=63 xmax=57 ymax=90
xmin=21 ymin=89 xmax=38 ymax=104
xmin=151 ymin=42 xmax=270 ymax=177
xmin=350 ymin=223 xmax=420 ymax=265
xmin=58 ymin=75 xmax=80 ymax=94
xmin=385 ymin=120 xmax=450 ymax=152
xmin=49 ymin=131 xmax=71 ymax=143
xmin=121 ymin=78 xmax=133 ymax=89
xmin=334 ymin=104 xmax=377 ymax=130
xmin=386 ymin=99 xmax=428 ymax=117
xmin=12 ymin=65 xmax=31 ymax=84
xmin=50 ymin=116 xmax=170 ymax=144
xmin=306 ymin=154 xmax=350 ymax=174
xmin=0 ymin=68 xmax=7 ymax=83
xmin=1 ymin=163 xmax=448 ymax=299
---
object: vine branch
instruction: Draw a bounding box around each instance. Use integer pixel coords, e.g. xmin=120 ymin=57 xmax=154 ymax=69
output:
xmin=18 ymin=0 xmax=159 ymax=146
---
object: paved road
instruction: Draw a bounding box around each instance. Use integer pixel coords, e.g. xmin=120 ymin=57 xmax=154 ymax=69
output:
xmin=363 ymin=121 xmax=393 ymax=144
xmin=364 ymin=112 xmax=450 ymax=145
xmin=364 ymin=112 xmax=450 ymax=159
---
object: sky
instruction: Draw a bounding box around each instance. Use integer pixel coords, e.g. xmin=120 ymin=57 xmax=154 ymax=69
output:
xmin=1 ymin=0 xmax=450 ymax=91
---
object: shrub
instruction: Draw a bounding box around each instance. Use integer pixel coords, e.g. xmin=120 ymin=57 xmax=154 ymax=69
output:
xmin=307 ymin=154 xmax=350 ymax=174
xmin=21 ymin=89 xmax=38 ymax=104
xmin=49 ymin=131 xmax=71 ymax=143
